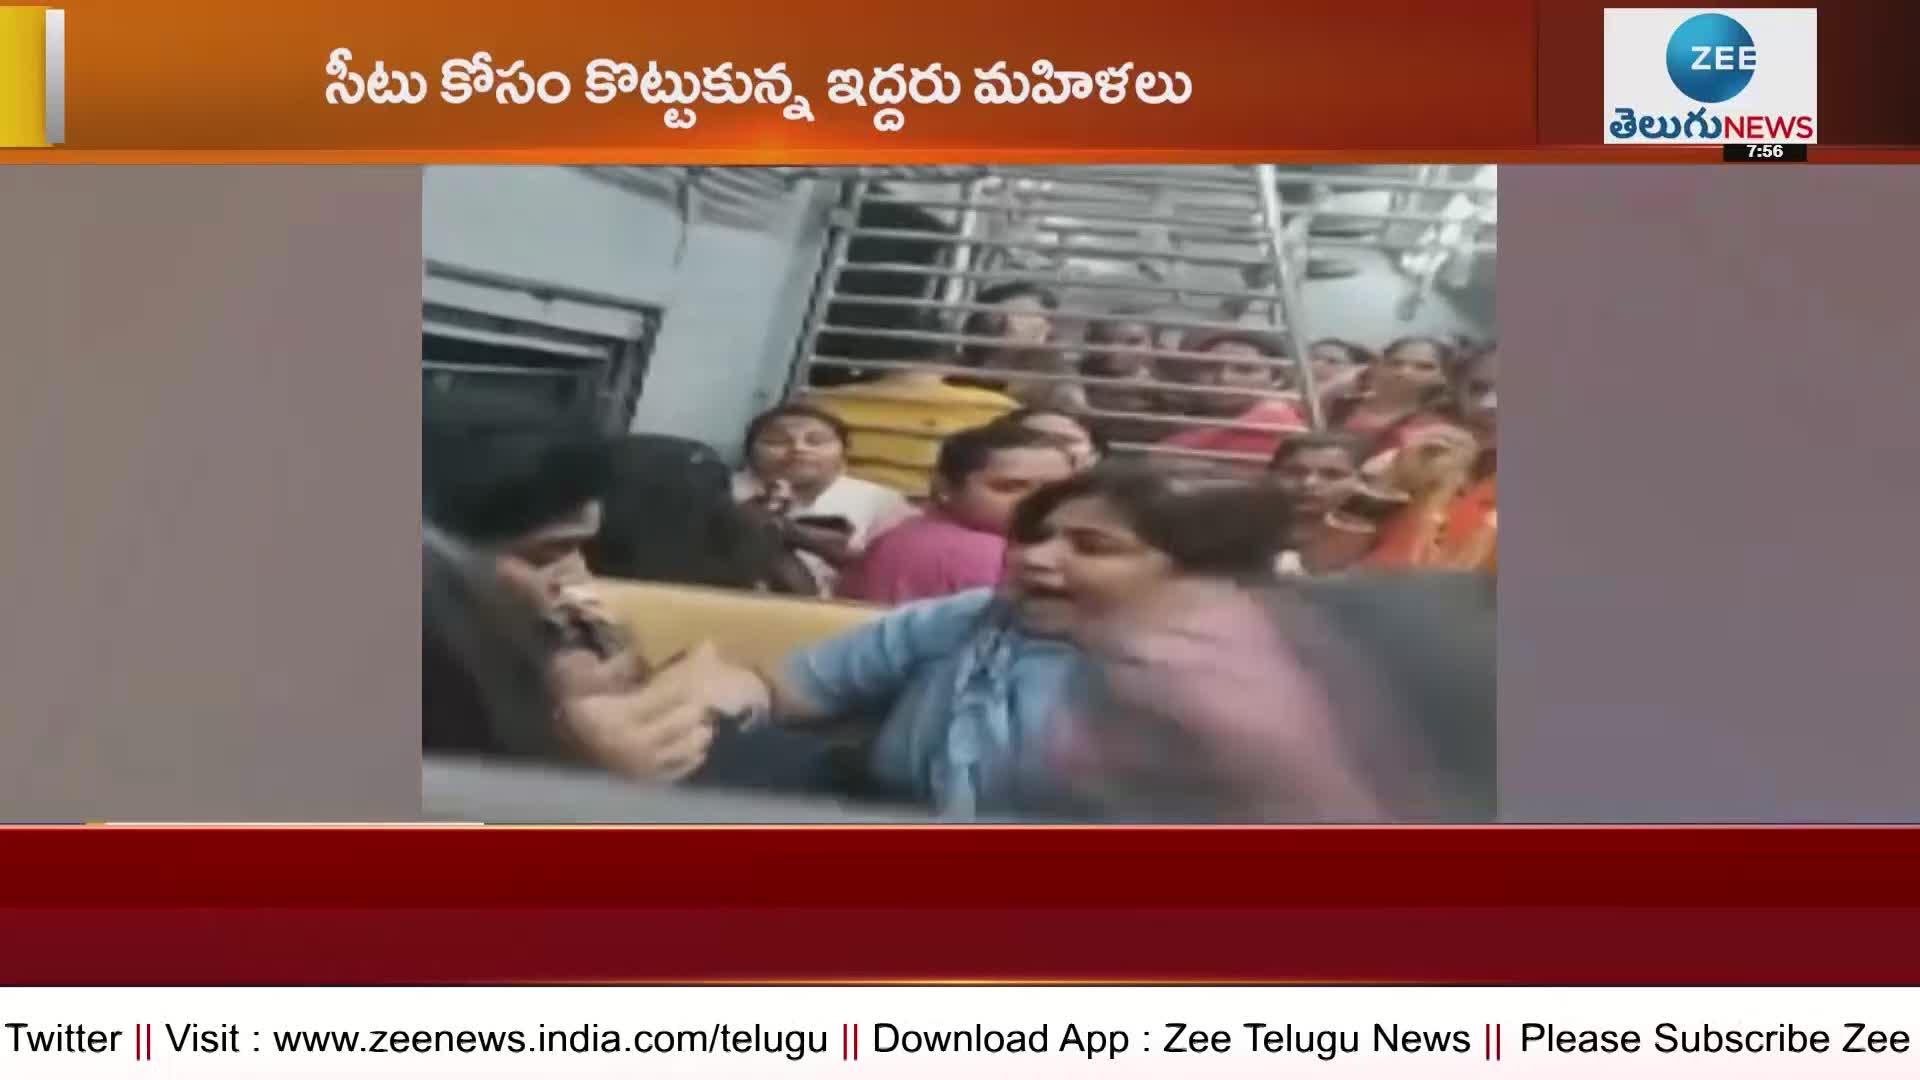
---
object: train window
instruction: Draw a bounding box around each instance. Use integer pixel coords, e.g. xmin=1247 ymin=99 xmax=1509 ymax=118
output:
xmin=787 ymin=165 xmax=1496 ymax=479
xmin=424 ymin=324 xmax=607 ymax=423
xmin=420 ymin=264 xmax=661 ymax=436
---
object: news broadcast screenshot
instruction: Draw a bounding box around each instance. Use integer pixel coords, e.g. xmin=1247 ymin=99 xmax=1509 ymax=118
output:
xmin=2 ymin=0 xmax=1918 ymax=1076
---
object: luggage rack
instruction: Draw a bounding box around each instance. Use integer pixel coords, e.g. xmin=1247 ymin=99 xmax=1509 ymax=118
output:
xmin=785 ymin=164 xmax=1496 ymax=464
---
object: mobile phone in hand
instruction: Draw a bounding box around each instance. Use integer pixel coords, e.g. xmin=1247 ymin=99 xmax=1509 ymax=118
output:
xmin=790 ymin=514 xmax=855 ymax=535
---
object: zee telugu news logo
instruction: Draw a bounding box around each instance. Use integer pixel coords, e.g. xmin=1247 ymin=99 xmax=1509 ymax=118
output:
xmin=1608 ymin=11 xmax=1815 ymax=142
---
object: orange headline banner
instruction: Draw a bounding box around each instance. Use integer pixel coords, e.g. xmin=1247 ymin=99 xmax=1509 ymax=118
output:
xmin=2 ymin=0 xmax=1914 ymax=162
xmin=26 ymin=0 xmax=1541 ymax=158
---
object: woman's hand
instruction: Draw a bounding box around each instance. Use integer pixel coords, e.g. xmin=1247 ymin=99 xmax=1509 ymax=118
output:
xmin=1383 ymin=427 xmax=1479 ymax=497
xmin=742 ymin=478 xmax=797 ymax=519
xmin=676 ymin=641 xmax=773 ymax=718
xmin=783 ymin=519 xmax=857 ymax=567
xmin=558 ymin=682 xmax=716 ymax=784
xmin=548 ymin=586 xmax=645 ymax=695
xmin=550 ymin=647 xmax=645 ymax=699
xmin=554 ymin=642 xmax=770 ymax=783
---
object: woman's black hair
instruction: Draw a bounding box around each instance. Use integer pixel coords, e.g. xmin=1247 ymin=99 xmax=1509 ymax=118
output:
xmin=1005 ymin=406 xmax=1111 ymax=459
xmin=1268 ymin=431 xmax=1366 ymax=472
xmin=1321 ymin=335 xmax=1457 ymax=427
xmin=934 ymin=421 xmax=1065 ymax=489
xmin=1084 ymin=311 xmax=1154 ymax=344
xmin=1182 ymin=328 xmax=1290 ymax=358
xmin=588 ymin=434 xmax=818 ymax=594
xmin=1309 ymin=337 xmax=1374 ymax=366
xmin=424 ymin=414 xmax=617 ymax=547
xmin=958 ymin=280 xmax=1060 ymax=368
xmin=975 ymin=280 xmax=1060 ymax=311
xmin=1379 ymin=335 xmax=1456 ymax=368
xmin=742 ymin=403 xmax=851 ymax=459
xmin=1009 ymin=464 xmax=1290 ymax=580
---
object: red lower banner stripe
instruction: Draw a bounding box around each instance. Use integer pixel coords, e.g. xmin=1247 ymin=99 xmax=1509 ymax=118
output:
xmin=3 ymin=906 xmax=1920 ymax=984
xmin=7 ymin=829 xmax=1920 ymax=983
xmin=10 ymin=828 xmax=1920 ymax=909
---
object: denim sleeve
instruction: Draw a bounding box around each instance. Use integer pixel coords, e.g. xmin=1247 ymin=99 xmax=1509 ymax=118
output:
xmin=781 ymin=589 xmax=994 ymax=717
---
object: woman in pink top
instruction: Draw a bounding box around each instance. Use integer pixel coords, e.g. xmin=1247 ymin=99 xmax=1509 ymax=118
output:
xmin=838 ymin=423 xmax=1075 ymax=606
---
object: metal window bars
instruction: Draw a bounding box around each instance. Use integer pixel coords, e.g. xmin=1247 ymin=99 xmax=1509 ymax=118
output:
xmin=784 ymin=165 xmax=1497 ymax=468
xmin=574 ymin=166 xmax=1006 ymax=234
xmin=422 ymin=260 xmax=664 ymax=435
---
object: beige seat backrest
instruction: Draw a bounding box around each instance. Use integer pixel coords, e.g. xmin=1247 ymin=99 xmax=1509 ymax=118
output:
xmin=588 ymin=578 xmax=882 ymax=674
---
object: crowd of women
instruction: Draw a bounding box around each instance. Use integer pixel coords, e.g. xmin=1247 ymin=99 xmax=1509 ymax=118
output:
xmin=422 ymin=287 xmax=1498 ymax=823
xmin=790 ymin=281 xmax=1498 ymax=582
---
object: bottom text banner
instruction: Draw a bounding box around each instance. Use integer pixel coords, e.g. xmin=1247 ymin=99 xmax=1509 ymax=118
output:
xmin=2 ymin=986 xmax=1917 ymax=1077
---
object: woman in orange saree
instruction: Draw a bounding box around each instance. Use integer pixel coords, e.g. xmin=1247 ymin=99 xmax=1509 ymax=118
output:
xmin=1362 ymin=343 xmax=1497 ymax=574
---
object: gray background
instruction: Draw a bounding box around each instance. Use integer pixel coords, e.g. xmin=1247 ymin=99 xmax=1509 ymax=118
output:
xmin=1499 ymin=165 xmax=1920 ymax=821
xmin=0 ymin=164 xmax=1913 ymax=822
xmin=0 ymin=167 xmax=422 ymax=821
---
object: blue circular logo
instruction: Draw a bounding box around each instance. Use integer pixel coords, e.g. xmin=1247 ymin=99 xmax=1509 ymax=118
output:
xmin=1666 ymin=13 xmax=1756 ymax=103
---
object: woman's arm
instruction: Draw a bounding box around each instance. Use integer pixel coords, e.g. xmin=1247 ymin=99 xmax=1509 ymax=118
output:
xmin=546 ymin=640 xmax=773 ymax=783
xmin=767 ymin=591 xmax=993 ymax=725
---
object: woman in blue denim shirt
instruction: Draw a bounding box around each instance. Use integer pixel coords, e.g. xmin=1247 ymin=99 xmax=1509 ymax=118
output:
xmin=766 ymin=466 xmax=1292 ymax=820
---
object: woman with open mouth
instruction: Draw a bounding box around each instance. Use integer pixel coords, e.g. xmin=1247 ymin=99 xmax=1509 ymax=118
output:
xmin=758 ymin=465 xmax=1293 ymax=820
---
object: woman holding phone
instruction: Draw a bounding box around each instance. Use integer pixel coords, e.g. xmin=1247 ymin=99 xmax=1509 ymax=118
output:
xmin=733 ymin=405 xmax=917 ymax=596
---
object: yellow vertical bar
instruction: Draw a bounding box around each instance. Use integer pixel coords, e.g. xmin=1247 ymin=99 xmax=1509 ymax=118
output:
xmin=0 ymin=6 xmax=48 ymax=148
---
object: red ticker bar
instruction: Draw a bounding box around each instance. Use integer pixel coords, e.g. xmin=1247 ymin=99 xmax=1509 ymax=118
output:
xmin=4 ymin=827 xmax=1920 ymax=984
